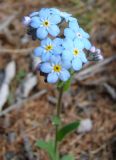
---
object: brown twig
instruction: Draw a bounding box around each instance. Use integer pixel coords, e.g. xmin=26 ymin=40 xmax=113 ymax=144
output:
xmin=74 ymin=56 xmax=116 ymax=81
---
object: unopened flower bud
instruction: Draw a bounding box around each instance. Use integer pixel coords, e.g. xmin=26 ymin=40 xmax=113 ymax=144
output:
xmin=22 ymin=16 xmax=31 ymax=26
xmin=90 ymin=46 xmax=96 ymax=53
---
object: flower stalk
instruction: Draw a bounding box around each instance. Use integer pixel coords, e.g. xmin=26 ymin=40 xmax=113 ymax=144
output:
xmin=54 ymin=86 xmax=64 ymax=155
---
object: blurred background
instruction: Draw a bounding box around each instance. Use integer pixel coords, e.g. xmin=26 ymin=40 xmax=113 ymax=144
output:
xmin=0 ymin=0 xmax=116 ymax=160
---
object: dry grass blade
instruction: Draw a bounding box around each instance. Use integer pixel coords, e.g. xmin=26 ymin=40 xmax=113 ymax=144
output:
xmin=0 ymin=48 xmax=34 ymax=55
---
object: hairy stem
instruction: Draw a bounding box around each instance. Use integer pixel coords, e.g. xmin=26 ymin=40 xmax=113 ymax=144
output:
xmin=54 ymin=86 xmax=63 ymax=156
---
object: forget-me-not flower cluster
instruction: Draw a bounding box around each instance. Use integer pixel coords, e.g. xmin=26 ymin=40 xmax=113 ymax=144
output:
xmin=23 ymin=8 xmax=93 ymax=83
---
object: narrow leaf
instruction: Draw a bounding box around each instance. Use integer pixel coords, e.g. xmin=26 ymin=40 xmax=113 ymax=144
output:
xmin=36 ymin=139 xmax=47 ymax=149
xmin=57 ymin=121 xmax=80 ymax=142
xmin=63 ymin=78 xmax=71 ymax=92
xmin=61 ymin=154 xmax=75 ymax=160
xmin=36 ymin=140 xmax=55 ymax=160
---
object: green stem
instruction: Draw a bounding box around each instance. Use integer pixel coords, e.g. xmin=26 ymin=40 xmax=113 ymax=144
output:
xmin=54 ymin=86 xmax=63 ymax=156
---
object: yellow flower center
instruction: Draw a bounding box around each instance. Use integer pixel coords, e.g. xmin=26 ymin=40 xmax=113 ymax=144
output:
xmin=73 ymin=49 xmax=79 ymax=56
xmin=43 ymin=20 xmax=50 ymax=27
xmin=45 ymin=45 xmax=53 ymax=52
xmin=53 ymin=65 xmax=62 ymax=72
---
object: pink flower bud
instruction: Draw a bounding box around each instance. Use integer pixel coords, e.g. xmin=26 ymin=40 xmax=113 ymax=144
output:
xmin=22 ymin=16 xmax=31 ymax=26
xmin=90 ymin=46 xmax=96 ymax=53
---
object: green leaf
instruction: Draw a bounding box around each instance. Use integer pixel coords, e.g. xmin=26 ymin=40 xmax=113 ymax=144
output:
xmin=36 ymin=140 xmax=56 ymax=160
xmin=52 ymin=116 xmax=61 ymax=126
xmin=57 ymin=121 xmax=80 ymax=142
xmin=63 ymin=78 xmax=71 ymax=92
xmin=61 ymin=154 xmax=75 ymax=160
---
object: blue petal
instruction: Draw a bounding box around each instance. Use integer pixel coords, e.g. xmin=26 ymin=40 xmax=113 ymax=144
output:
xmin=47 ymin=72 xmax=58 ymax=83
xmin=83 ymin=39 xmax=91 ymax=50
xmin=29 ymin=11 xmax=39 ymax=17
xmin=53 ymin=38 xmax=63 ymax=46
xmin=62 ymin=60 xmax=72 ymax=69
xmin=36 ymin=27 xmax=48 ymax=39
xmin=63 ymin=38 xmax=73 ymax=49
xmin=50 ymin=55 xmax=61 ymax=64
xmin=40 ymin=62 xmax=52 ymax=73
xmin=41 ymin=38 xmax=47 ymax=46
xmin=46 ymin=37 xmax=52 ymax=45
xmin=72 ymin=58 xmax=82 ymax=71
xmin=60 ymin=11 xmax=71 ymax=19
xmin=53 ymin=39 xmax=63 ymax=54
xmin=30 ymin=17 xmax=41 ymax=28
xmin=41 ymin=38 xmax=52 ymax=46
xmin=79 ymin=52 xmax=88 ymax=63
xmin=65 ymin=16 xmax=73 ymax=22
xmin=62 ymin=50 xmax=73 ymax=61
xmin=39 ymin=8 xmax=50 ymax=19
xmin=34 ymin=47 xmax=44 ymax=56
xmin=53 ymin=46 xmax=63 ymax=55
xmin=60 ymin=12 xmax=72 ymax=22
xmin=48 ymin=25 xmax=60 ymax=37
xmin=69 ymin=21 xmax=79 ymax=32
xmin=49 ymin=8 xmax=60 ymax=15
xmin=48 ymin=15 xmax=61 ymax=24
xmin=59 ymin=69 xmax=70 ymax=81
xmin=74 ymin=38 xmax=84 ymax=49
xmin=68 ymin=17 xmax=77 ymax=22
xmin=64 ymin=28 xmax=75 ymax=39
xmin=79 ymin=28 xmax=90 ymax=39
xmin=41 ymin=52 xmax=51 ymax=62
xmin=73 ymin=38 xmax=84 ymax=49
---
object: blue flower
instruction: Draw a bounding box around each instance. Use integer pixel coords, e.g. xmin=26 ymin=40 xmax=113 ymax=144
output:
xmin=40 ymin=57 xmax=71 ymax=83
xmin=64 ymin=21 xmax=91 ymax=50
xmin=49 ymin=8 xmax=72 ymax=22
xmin=23 ymin=8 xmax=94 ymax=83
xmin=47 ymin=8 xmax=60 ymax=15
xmin=62 ymin=38 xmax=88 ymax=71
xmin=60 ymin=12 xmax=77 ymax=22
xmin=34 ymin=38 xmax=63 ymax=62
xmin=49 ymin=8 xmax=77 ymax=22
xmin=30 ymin=8 xmax=60 ymax=18
xmin=30 ymin=8 xmax=61 ymax=39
